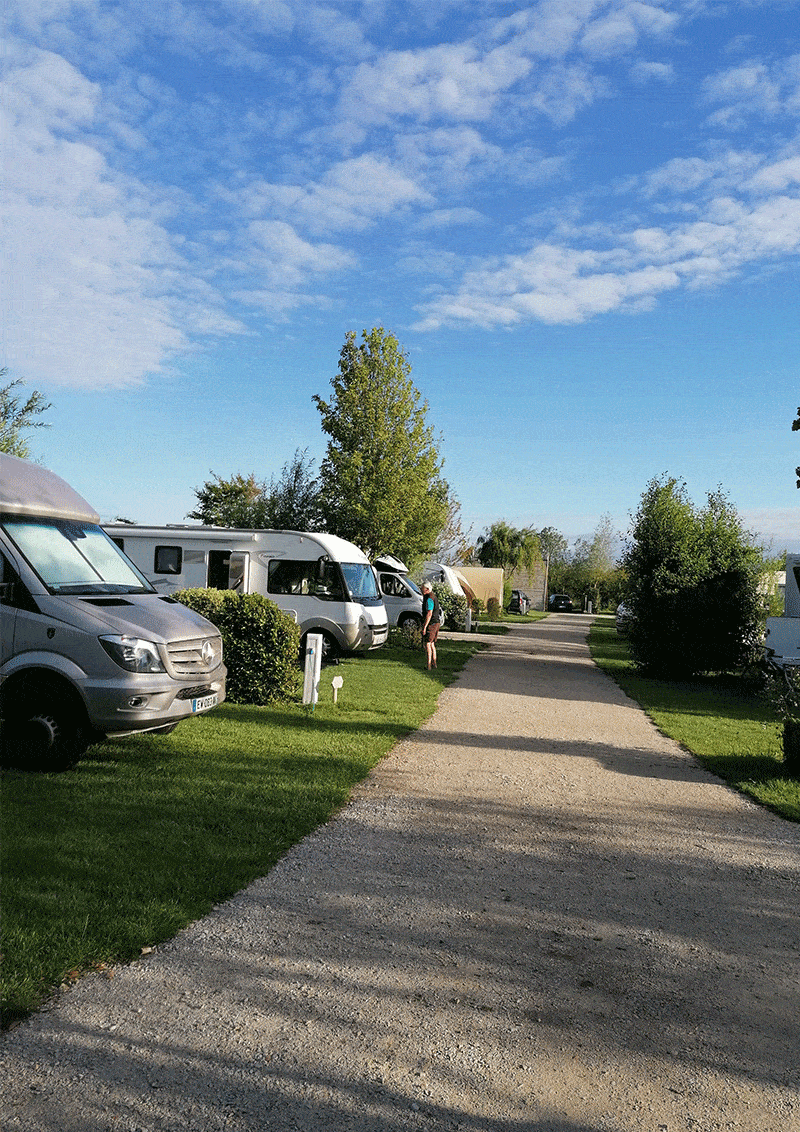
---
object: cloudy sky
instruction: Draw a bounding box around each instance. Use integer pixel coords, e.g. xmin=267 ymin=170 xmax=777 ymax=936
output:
xmin=2 ymin=0 xmax=799 ymax=555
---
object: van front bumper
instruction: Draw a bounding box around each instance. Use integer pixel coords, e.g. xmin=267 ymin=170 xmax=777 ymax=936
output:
xmin=80 ymin=665 xmax=227 ymax=734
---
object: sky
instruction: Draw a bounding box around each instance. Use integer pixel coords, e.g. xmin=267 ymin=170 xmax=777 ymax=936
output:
xmin=2 ymin=0 xmax=799 ymax=558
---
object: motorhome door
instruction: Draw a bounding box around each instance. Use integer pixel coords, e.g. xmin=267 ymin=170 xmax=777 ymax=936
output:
xmin=207 ymin=549 xmax=249 ymax=591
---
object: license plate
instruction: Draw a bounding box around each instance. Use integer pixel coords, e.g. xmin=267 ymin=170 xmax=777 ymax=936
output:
xmin=192 ymin=693 xmax=218 ymax=713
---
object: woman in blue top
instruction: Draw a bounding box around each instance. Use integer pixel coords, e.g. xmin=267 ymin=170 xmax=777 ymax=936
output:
xmin=420 ymin=582 xmax=441 ymax=670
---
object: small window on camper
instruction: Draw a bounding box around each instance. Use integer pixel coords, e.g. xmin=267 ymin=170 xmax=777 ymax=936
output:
xmin=154 ymin=545 xmax=182 ymax=574
xmin=267 ymin=559 xmax=344 ymax=600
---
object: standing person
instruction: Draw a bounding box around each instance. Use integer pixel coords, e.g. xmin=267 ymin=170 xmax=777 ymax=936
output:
xmin=420 ymin=582 xmax=441 ymax=670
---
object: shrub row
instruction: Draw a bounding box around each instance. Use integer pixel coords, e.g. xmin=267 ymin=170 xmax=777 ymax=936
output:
xmin=174 ymin=589 xmax=301 ymax=705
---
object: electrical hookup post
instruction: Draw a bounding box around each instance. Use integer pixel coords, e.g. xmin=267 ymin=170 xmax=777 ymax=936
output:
xmin=302 ymin=633 xmax=323 ymax=712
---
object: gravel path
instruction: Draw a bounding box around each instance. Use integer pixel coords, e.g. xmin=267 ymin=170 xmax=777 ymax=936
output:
xmin=2 ymin=614 xmax=799 ymax=1132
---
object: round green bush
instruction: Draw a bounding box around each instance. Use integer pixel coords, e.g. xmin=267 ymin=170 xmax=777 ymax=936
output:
xmin=174 ymin=589 xmax=301 ymax=705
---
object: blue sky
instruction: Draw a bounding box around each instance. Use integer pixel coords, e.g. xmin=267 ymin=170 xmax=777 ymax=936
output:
xmin=2 ymin=0 xmax=799 ymax=556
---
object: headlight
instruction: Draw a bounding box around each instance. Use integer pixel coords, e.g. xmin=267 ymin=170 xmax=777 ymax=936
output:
xmin=99 ymin=635 xmax=166 ymax=673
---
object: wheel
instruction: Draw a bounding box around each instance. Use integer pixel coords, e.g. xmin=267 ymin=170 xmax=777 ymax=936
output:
xmin=1 ymin=686 xmax=90 ymax=772
xmin=300 ymin=631 xmax=340 ymax=666
xmin=398 ymin=613 xmax=422 ymax=630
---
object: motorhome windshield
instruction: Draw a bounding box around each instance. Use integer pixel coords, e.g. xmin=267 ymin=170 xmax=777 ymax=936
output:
xmin=340 ymin=562 xmax=381 ymax=603
xmin=2 ymin=518 xmax=153 ymax=596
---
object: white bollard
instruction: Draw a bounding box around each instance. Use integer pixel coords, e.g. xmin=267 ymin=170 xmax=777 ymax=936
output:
xmin=464 ymin=608 xmax=472 ymax=633
xmin=302 ymin=633 xmax=323 ymax=706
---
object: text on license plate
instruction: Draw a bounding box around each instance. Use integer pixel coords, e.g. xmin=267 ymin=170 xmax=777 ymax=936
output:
xmin=192 ymin=693 xmax=218 ymax=713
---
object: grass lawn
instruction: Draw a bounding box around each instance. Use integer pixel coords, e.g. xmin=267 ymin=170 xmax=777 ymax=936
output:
xmin=589 ymin=616 xmax=800 ymax=824
xmin=1 ymin=638 xmax=482 ymax=1027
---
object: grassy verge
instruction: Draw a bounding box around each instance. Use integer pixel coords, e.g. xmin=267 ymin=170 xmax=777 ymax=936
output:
xmin=1 ymin=638 xmax=482 ymax=1027
xmin=589 ymin=617 xmax=799 ymax=823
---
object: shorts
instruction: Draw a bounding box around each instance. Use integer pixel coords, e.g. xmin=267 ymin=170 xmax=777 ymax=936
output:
xmin=424 ymin=622 xmax=440 ymax=643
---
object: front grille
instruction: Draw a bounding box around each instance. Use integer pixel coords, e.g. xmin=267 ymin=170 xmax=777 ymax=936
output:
xmin=167 ymin=636 xmax=222 ymax=676
xmin=176 ymin=684 xmax=214 ymax=701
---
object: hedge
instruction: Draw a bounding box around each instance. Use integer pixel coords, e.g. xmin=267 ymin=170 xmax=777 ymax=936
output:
xmin=174 ymin=589 xmax=301 ymax=705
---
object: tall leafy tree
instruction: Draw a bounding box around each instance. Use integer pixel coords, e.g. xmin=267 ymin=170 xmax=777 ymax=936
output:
xmin=475 ymin=521 xmax=540 ymax=574
xmin=0 ymin=371 xmax=51 ymax=458
xmin=188 ymin=472 xmax=269 ymax=527
xmin=624 ymin=475 xmax=763 ymax=677
xmin=263 ymin=448 xmax=322 ymax=530
xmin=313 ymin=327 xmax=448 ymax=561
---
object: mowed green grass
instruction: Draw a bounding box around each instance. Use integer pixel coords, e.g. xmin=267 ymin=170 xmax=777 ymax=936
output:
xmin=1 ymin=639 xmax=482 ymax=1026
xmin=589 ymin=617 xmax=800 ymax=823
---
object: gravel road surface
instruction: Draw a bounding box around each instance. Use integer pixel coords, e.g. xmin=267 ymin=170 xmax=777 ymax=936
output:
xmin=2 ymin=614 xmax=799 ymax=1132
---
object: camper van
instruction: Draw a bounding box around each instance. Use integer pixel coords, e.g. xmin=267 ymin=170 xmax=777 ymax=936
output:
xmin=0 ymin=455 xmax=226 ymax=769
xmin=765 ymin=554 xmax=800 ymax=668
xmin=373 ymin=554 xmax=424 ymax=628
xmin=105 ymin=526 xmax=389 ymax=663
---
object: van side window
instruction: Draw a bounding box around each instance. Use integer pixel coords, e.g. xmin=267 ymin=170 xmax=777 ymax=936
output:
xmin=380 ymin=573 xmax=407 ymax=598
xmin=0 ymin=551 xmax=38 ymax=612
xmin=268 ymin=559 xmax=344 ymax=600
xmin=154 ymin=545 xmax=182 ymax=574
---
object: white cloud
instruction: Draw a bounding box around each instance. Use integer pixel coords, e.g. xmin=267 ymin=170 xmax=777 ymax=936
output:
xmin=414 ymin=187 xmax=800 ymax=331
xmin=245 ymin=221 xmax=354 ymax=288
xmin=704 ymin=54 xmax=800 ymax=127
xmin=415 ymin=208 xmax=487 ymax=231
xmin=630 ymin=60 xmax=674 ymax=84
xmin=1 ymin=45 xmax=226 ymax=388
xmin=581 ymin=3 xmax=678 ymax=59
xmin=233 ymin=154 xmax=432 ymax=234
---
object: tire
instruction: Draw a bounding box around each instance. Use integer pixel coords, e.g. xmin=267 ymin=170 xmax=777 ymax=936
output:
xmin=300 ymin=631 xmax=340 ymax=666
xmin=1 ymin=684 xmax=90 ymax=772
xmin=398 ymin=613 xmax=422 ymax=631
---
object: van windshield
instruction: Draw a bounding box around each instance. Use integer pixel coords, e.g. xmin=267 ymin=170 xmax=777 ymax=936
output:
xmin=2 ymin=518 xmax=154 ymax=596
xmin=340 ymin=562 xmax=381 ymax=603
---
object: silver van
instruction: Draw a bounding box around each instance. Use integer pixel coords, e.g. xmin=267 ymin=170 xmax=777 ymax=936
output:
xmin=0 ymin=455 xmax=226 ymax=769
xmin=374 ymin=555 xmax=423 ymax=629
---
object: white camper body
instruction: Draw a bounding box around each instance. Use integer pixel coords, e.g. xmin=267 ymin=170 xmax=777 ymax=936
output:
xmin=105 ymin=525 xmax=389 ymax=660
xmin=765 ymin=554 xmax=800 ymax=668
xmin=0 ymin=455 xmax=226 ymax=769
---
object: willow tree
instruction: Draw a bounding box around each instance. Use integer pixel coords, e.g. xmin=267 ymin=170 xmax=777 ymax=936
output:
xmin=313 ymin=327 xmax=448 ymax=562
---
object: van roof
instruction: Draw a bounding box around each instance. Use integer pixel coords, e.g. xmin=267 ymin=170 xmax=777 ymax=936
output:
xmin=102 ymin=524 xmax=371 ymax=562
xmin=0 ymin=453 xmax=99 ymax=523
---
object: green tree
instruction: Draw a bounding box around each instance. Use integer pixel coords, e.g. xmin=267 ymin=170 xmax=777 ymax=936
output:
xmin=475 ymin=521 xmax=540 ymax=574
xmin=0 ymin=371 xmax=51 ymax=458
xmin=313 ymin=327 xmax=448 ymax=560
xmin=188 ymin=472 xmax=269 ymax=527
xmin=624 ymin=476 xmax=763 ymax=677
xmin=263 ymin=448 xmax=323 ymax=530
xmin=432 ymin=490 xmax=473 ymax=566
xmin=568 ymin=514 xmax=622 ymax=609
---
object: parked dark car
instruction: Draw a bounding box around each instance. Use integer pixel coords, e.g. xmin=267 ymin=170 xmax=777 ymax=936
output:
xmin=508 ymin=589 xmax=530 ymax=614
xmin=548 ymin=593 xmax=573 ymax=612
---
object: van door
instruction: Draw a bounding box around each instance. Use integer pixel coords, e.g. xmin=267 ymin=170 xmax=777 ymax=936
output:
xmin=0 ymin=549 xmax=19 ymax=666
xmin=207 ymin=550 xmax=249 ymax=591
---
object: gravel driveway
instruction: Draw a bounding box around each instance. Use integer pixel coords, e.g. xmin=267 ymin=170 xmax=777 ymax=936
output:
xmin=2 ymin=614 xmax=799 ymax=1132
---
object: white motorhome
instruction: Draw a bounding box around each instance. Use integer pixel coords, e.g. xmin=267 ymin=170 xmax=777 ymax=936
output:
xmin=373 ymin=554 xmax=423 ymax=628
xmin=765 ymin=554 xmax=800 ymax=668
xmin=105 ymin=525 xmax=389 ymax=662
xmin=0 ymin=455 xmax=226 ymax=770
